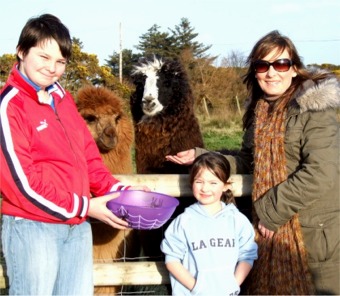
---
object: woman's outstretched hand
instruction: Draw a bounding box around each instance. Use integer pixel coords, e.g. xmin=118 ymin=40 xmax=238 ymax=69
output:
xmin=165 ymin=149 xmax=196 ymax=165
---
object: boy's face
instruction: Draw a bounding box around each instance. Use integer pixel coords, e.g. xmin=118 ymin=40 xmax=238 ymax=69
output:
xmin=17 ymin=38 xmax=67 ymax=90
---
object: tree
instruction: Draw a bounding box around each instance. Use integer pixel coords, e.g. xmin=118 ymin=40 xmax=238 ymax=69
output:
xmin=0 ymin=54 xmax=16 ymax=87
xmin=61 ymin=39 xmax=99 ymax=94
xmin=135 ymin=24 xmax=176 ymax=57
xmin=105 ymin=49 xmax=142 ymax=80
xmin=221 ymin=50 xmax=247 ymax=69
xmin=308 ymin=63 xmax=340 ymax=77
xmin=61 ymin=37 xmax=123 ymax=96
xmin=220 ymin=51 xmax=248 ymax=114
xmin=169 ymin=18 xmax=212 ymax=58
xmin=135 ymin=18 xmax=212 ymax=60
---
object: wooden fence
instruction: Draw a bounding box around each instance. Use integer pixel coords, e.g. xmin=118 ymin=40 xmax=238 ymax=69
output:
xmin=0 ymin=174 xmax=253 ymax=289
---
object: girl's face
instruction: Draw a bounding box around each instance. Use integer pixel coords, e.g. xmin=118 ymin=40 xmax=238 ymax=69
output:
xmin=255 ymin=48 xmax=297 ymax=101
xmin=17 ymin=38 xmax=67 ymax=90
xmin=192 ymin=167 xmax=229 ymax=210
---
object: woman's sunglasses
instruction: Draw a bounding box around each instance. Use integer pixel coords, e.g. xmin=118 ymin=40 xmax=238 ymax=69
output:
xmin=253 ymin=58 xmax=293 ymax=73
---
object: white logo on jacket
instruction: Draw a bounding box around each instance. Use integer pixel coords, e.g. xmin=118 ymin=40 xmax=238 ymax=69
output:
xmin=36 ymin=119 xmax=48 ymax=131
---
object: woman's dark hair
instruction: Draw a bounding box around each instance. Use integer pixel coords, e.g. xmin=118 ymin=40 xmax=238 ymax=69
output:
xmin=16 ymin=14 xmax=72 ymax=62
xmin=189 ymin=152 xmax=235 ymax=205
xmin=242 ymin=30 xmax=330 ymax=129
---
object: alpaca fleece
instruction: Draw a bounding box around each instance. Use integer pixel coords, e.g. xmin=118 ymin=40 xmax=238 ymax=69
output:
xmin=77 ymin=86 xmax=138 ymax=295
xmin=130 ymin=57 xmax=204 ymax=174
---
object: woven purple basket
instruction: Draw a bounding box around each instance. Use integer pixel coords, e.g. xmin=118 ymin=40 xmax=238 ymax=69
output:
xmin=106 ymin=190 xmax=179 ymax=230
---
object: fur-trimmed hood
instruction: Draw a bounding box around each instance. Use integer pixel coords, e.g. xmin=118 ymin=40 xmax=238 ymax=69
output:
xmin=295 ymin=71 xmax=340 ymax=113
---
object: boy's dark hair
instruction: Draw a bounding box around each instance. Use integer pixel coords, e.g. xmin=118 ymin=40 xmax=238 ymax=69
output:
xmin=16 ymin=14 xmax=72 ymax=62
xmin=189 ymin=152 xmax=235 ymax=205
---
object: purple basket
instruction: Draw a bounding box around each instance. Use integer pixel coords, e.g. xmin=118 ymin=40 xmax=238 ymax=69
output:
xmin=106 ymin=190 xmax=179 ymax=230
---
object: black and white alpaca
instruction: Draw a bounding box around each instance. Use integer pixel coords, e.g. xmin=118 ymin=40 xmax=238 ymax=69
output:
xmin=130 ymin=57 xmax=204 ymax=266
xmin=130 ymin=56 xmax=204 ymax=175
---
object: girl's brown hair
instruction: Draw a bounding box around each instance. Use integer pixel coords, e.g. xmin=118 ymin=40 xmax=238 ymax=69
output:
xmin=189 ymin=152 xmax=235 ymax=205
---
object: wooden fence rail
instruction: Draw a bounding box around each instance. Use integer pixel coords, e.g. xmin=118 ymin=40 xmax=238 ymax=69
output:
xmin=0 ymin=174 xmax=253 ymax=289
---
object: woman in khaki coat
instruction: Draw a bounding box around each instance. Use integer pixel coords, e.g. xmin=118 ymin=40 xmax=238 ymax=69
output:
xmin=166 ymin=30 xmax=340 ymax=295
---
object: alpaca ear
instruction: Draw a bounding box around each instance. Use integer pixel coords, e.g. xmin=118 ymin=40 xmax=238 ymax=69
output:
xmin=162 ymin=61 xmax=171 ymax=72
xmin=138 ymin=57 xmax=147 ymax=64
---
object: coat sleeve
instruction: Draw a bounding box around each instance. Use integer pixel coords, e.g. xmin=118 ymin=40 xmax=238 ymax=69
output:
xmin=254 ymin=109 xmax=339 ymax=230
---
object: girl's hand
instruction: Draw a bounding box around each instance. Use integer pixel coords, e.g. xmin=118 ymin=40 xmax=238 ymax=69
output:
xmin=165 ymin=149 xmax=195 ymax=165
xmin=88 ymin=192 xmax=129 ymax=229
xmin=258 ymin=221 xmax=275 ymax=239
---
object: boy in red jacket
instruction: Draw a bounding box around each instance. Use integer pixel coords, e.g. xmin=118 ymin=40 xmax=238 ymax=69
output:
xmin=0 ymin=14 xmax=148 ymax=295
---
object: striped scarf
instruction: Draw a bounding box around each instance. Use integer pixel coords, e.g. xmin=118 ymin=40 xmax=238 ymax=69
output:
xmin=245 ymin=98 xmax=314 ymax=295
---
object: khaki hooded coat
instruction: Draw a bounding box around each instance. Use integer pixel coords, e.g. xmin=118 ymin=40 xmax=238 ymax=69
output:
xmin=196 ymin=73 xmax=340 ymax=294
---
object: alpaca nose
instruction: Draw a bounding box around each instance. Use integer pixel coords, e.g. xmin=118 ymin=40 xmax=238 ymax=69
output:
xmin=142 ymin=96 xmax=156 ymax=107
xmin=103 ymin=126 xmax=115 ymax=137
xmin=143 ymin=96 xmax=155 ymax=102
xmin=98 ymin=126 xmax=117 ymax=151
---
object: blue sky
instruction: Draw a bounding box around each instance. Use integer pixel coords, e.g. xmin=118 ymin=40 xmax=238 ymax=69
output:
xmin=1 ymin=0 xmax=339 ymax=66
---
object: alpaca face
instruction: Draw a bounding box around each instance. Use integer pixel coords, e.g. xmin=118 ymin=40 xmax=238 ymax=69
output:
xmin=76 ymin=87 xmax=127 ymax=154
xmin=81 ymin=109 xmax=120 ymax=153
xmin=132 ymin=58 xmax=165 ymax=117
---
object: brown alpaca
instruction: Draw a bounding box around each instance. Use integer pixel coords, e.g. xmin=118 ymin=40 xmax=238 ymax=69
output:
xmin=76 ymin=86 xmax=139 ymax=294
xmin=77 ymin=86 xmax=134 ymax=174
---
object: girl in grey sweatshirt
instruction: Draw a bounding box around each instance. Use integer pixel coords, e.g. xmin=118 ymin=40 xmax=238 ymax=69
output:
xmin=161 ymin=152 xmax=257 ymax=295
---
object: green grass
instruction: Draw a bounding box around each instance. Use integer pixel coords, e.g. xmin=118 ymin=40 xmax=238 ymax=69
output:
xmin=203 ymin=130 xmax=243 ymax=151
xmin=200 ymin=113 xmax=244 ymax=151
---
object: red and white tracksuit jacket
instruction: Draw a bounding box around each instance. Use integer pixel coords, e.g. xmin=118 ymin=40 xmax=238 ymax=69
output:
xmin=0 ymin=64 xmax=129 ymax=224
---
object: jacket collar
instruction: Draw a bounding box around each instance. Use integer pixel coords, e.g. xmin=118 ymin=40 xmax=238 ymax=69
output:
xmin=8 ymin=63 xmax=66 ymax=102
xmin=293 ymin=71 xmax=340 ymax=113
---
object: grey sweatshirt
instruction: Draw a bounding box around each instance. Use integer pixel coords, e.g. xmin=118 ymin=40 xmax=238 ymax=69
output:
xmin=161 ymin=202 xmax=258 ymax=295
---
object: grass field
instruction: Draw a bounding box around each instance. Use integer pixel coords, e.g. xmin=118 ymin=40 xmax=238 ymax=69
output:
xmin=202 ymin=129 xmax=243 ymax=151
xmin=199 ymin=113 xmax=243 ymax=151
